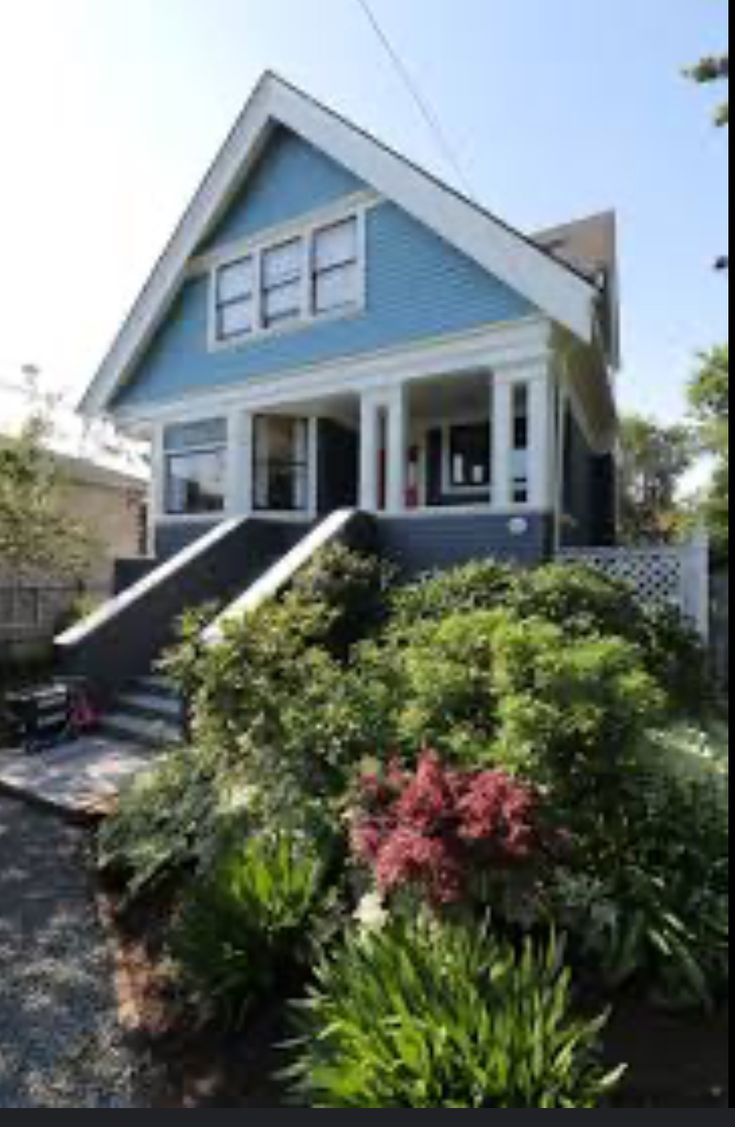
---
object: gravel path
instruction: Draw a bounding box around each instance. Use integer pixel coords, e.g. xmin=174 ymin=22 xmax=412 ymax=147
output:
xmin=0 ymin=797 xmax=139 ymax=1107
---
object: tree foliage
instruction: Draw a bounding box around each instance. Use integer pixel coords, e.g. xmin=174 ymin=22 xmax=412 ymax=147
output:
xmin=688 ymin=345 xmax=730 ymax=555
xmin=618 ymin=414 xmax=694 ymax=544
xmin=0 ymin=413 xmax=95 ymax=578
xmin=686 ymin=53 xmax=730 ymax=127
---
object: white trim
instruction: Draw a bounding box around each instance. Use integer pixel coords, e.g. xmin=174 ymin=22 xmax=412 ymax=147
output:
xmin=205 ymin=197 xmax=370 ymax=354
xmin=80 ymin=73 xmax=599 ymax=417
xmin=528 ymin=367 xmax=553 ymax=510
xmin=360 ymin=393 xmax=381 ymax=512
xmin=492 ymin=373 xmax=513 ymax=510
xmin=386 ymin=384 xmax=407 ymax=514
xmin=114 ymin=317 xmax=553 ymax=430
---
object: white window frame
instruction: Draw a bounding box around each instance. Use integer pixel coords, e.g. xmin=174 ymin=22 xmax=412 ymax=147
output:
xmin=163 ymin=418 xmax=229 ymax=518
xmin=206 ymin=200 xmax=368 ymax=353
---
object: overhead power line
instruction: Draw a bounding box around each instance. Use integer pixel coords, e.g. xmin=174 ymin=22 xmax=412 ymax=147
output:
xmin=356 ymin=0 xmax=476 ymax=201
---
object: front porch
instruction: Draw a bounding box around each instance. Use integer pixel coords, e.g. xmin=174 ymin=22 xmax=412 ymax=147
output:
xmin=196 ymin=363 xmax=555 ymax=527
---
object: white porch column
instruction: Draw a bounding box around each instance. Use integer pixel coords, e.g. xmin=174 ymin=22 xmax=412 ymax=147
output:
xmin=151 ymin=422 xmax=166 ymax=522
xmin=492 ymin=372 xmax=513 ymax=510
xmin=528 ymin=366 xmax=553 ymax=511
xmin=386 ymin=383 xmax=408 ymax=514
xmin=360 ymin=393 xmax=380 ymax=512
xmin=228 ymin=409 xmax=254 ymax=517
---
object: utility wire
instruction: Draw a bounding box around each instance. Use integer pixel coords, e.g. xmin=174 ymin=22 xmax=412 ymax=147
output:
xmin=356 ymin=0 xmax=477 ymax=201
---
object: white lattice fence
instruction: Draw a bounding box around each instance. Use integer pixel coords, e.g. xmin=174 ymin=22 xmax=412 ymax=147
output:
xmin=558 ymin=536 xmax=711 ymax=639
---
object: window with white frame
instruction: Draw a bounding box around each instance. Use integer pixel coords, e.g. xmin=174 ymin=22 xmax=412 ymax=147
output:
xmin=215 ymin=256 xmax=255 ymax=341
xmin=211 ymin=210 xmax=363 ymax=346
xmin=164 ymin=419 xmax=228 ymax=515
xmin=512 ymin=384 xmax=530 ymax=504
xmin=313 ymin=216 xmax=360 ymax=314
xmin=262 ymin=237 xmax=303 ymax=328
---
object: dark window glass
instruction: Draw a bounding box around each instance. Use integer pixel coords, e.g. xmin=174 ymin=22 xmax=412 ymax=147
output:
xmin=165 ymin=450 xmax=227 ymax=515
xmin=449 ymin=423 xmax=490 ymax=488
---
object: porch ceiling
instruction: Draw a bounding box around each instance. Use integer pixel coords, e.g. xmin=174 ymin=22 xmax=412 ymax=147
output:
xmin=408 ymin=371 xmax=490 ymax=422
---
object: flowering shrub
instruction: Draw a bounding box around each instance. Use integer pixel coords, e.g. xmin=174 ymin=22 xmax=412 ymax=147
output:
xmin=351 ymin=751 xmax=542 ymax=907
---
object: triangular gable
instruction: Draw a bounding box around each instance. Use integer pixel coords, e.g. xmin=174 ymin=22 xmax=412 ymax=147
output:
xmin=82 ymin=72 xmax=601 ymax=416
xmin=197 ymin=125 xmax=365 ymax=255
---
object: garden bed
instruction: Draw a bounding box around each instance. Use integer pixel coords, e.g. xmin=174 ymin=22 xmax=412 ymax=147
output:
xmin=105 ymin=868 xmax=729 ymax=1109
xmin=96 ymin=551 xmax=729 ymax=1109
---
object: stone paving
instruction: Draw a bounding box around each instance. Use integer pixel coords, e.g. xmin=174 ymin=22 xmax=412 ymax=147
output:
xmin=0 ymin=737 xmax=158 ymax=819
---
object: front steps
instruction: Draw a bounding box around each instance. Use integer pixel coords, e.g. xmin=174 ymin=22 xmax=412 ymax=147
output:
xmin=98 ymin=675 xmax=183 ymax=750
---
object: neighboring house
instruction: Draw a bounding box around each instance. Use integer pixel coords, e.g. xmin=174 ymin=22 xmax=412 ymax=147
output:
xmin=81 ymin=72 xmax=619 ymax=571
xmin=56 ymin=73 xmax=621 ymax=742
xmin=0 ymin=451 xmax=146 ymax=660
xmin=53 ymin=452 xmax=148 ymax=589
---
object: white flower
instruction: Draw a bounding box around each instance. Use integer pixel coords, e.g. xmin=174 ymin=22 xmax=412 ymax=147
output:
xmin=354 ymin=892 xmax=389 ymax=934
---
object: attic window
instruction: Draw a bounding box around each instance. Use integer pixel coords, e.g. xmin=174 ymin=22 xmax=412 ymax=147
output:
xmin=262 ymin=238 xmax=303 ymax=327
xmin=313 ymin=217 xmax=359 ymax=313
xmin=210 ymin=207 xmax=365 ymax=348
xmin=216 ymin=256 xmax=254 ymax=340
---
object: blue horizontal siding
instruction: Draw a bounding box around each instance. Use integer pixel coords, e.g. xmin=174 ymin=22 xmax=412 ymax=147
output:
xmin=377 ymin=513 xmax=553 ymax=576
xmin=198 ymin=127 xmax=364 ymax=253
xmin=116 ymin=202 xmax=535 ymax=409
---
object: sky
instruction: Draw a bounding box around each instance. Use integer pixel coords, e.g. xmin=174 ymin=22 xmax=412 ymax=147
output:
xmin=0 ymin=0 xmax=729 ymax=437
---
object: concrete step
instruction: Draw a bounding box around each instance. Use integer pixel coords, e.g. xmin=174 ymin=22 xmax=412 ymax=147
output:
xmin=117 ymin=691 xmax=183 ymax=724
xmin=133 ymin=675 xmax=178 ymax=700
xmin=99 ymin=710 xmax=182 ymax=750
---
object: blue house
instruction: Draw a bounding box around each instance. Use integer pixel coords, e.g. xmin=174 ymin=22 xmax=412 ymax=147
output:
xmin=59 ymin=73 xmax=621 ymax=739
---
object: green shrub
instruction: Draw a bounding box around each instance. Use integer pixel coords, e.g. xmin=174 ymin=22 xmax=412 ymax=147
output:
xmin=290 ymin=542 xmax=393 ymax=658
xmin=388 ymin=561 xmax=708 ymax=718
xmin=354 ymin=607 xmax=664 ymax=795
xmin=288 ymin=919 xmax=624 ymax=1107
xmin=552 ymin=724 xmax=729 ymax=1009
xmin=491 ymin=614 xmax=665 ymax=805
xmin=98 ymin=748 xmax=223 ymax=903
xmin=174 ymin=829 xmax=328 ymax=1027
xmin=389 ymin=559 xmax=516 ymax=632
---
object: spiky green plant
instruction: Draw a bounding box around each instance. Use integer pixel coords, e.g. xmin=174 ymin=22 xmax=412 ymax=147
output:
xmin=174 ymin=830 xmax=326 ymax=1027
xmin=287 ymin=919 xmax=625 ymax=1107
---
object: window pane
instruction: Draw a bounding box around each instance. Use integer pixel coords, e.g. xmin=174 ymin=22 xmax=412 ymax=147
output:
xmin=165 ymin=418 xmax=228 ymax=452
xmin=166 ymin=450 xmax=226 ymax=514
xmin=262 ymin=238 xmax=302 ymax=286
xmin=217 ymin=257 xmax=253 ymax=302
xmin=450 ymin=423 xmax=490 ymax=487
xmin=263 ymin=279 xmax=301 ymax=325
xmin=314 ymin=218 xmax=358 ymax=270
xmin=315 ymin=262 xmax=359 ymax=313
xmin=513 ymin=384 xmax=530 ymax=450
xmin=219 ymin=298 xmax=253 ymax=339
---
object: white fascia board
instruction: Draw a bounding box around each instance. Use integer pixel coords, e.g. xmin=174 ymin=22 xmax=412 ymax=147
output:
xmin=270 ymin=80 xmax=597 ymax=343
xmin=81 ymin=73 xmax=597 ymax=418
xmin=80 ymin=78 xmax=276 ymax=418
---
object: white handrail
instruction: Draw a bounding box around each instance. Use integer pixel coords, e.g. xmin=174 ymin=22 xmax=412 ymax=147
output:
xmin=203 ymin=509 xmax=359 ymax=644
xmin=55 ymin=518 xmax=245 ymax=648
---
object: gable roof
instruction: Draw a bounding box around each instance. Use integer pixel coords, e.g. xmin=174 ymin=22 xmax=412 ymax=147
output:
xmin=534 ymin=211 xmax=620 ymax=368
xmin=81 ymin=72 xmax=607 ymax=417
